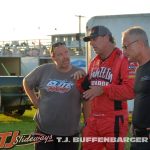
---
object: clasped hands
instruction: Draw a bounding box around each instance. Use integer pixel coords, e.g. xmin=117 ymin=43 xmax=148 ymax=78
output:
xmin=83 ymin=86 xmax=104 ymax=101
xmin=72 ymin=70 xmax=104 ymax=100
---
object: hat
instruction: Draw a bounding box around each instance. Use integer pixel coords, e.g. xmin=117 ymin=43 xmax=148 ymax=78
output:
xmin=83 ymin=26 xmax=112 ymax=42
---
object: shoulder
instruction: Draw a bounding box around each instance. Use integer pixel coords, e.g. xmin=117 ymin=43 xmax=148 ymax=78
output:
xmin=114 ymin=47 xmax=128 ymax=62
xmin=72 ymin=65 xmax=82 ymax=71
xmin=90 ymin=55 xmax=99 ymax=64
xmin=71 ymin=65 xmax=86 ymax=74
xmin=37 ymin=63 xmax=54 ymax=70
xmin=28 ymin=63 xmax=54 ymax=75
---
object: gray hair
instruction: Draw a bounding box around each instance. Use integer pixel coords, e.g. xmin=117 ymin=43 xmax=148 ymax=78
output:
xmin=122 ymin=26 xmax=149 ymax=47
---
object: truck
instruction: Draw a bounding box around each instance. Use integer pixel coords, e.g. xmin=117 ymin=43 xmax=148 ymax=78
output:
xmin=84 ymin=13 xmax=150 ymax=122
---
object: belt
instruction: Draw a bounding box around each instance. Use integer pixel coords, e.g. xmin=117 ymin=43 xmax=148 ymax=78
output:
xmin=91 ymin=110 xmax=127 ymax=117
xmin=92 ymin=113 xmax=105 ymax=117
xmin=133 ymin=128 xmax=150 ymax=137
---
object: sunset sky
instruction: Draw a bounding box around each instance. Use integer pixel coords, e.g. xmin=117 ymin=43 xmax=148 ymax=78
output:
xmin=0 ymin=0 xmax=150 ymax=40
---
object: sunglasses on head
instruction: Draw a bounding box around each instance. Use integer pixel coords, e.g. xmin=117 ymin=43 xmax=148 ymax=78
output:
xmin=52 ymin=42 xmax=66 ymax=48
xmin=51 ymin=42 xmax=66 ymax=54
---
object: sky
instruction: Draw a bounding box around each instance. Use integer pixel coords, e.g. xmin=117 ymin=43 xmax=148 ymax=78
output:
xmin=0 ymin=0 xmax=150 ymax=41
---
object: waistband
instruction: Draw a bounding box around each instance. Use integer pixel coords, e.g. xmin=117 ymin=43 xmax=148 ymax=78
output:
xmin=91 ymin=109 xmax=128 ymax=117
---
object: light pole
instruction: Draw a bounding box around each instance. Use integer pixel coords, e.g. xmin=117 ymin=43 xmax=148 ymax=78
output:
xmin=75 ymin=15 xmax=84 ymax=53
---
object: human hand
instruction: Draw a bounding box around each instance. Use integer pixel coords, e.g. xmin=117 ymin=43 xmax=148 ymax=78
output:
xmin=83 ymin=86 xmax=104 ymax=100
xmin=71 ymin=70 xmax=86 ymax=80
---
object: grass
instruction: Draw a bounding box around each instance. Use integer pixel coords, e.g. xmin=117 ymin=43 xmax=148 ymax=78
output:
xmin=0 ymin=107 xmax=36 ymax=150
xmin=0 ymin=108 xmax=131 ymax=150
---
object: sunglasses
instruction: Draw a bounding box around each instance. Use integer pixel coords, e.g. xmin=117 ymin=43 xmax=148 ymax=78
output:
xmin=51 ymin=42 xmax=66 ymax=53
xmin=122 ymin=40 xmax=138 ymax=50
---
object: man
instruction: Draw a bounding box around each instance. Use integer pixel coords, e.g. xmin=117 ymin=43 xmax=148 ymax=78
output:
xmin=23 ymin=42 xmax=85 ymax=150
xmin=77 ymin=25 xmax=136 ymax=150
xmin=122 ymin=26 xmax=150 ymax=150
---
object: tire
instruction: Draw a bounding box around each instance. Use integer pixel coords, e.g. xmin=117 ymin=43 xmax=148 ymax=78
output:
xmin=4 ymin=107 xmax=25 ymax=116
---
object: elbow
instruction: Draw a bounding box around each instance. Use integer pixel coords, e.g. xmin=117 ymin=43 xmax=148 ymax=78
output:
xmin=23 ymin=78 xmax=27 ymax=88
xmin=23 ymin=78 xmax=26 ymax=86
xmin=125 ymin=92 xmax=135 ymax=100
xmin=122 ymin=88 xmax=135 ymax=100
xmin=23 ymin=78 xmax=30 ymax=91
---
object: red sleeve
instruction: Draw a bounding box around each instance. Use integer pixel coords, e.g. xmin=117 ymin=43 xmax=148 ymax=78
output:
xmin=76 ymin=77 xmax=85 ymax=93
xmin=76 ymin=58 xmax=95 ymax=93
xmin=103 ymin=58 xmax=137 ymax=101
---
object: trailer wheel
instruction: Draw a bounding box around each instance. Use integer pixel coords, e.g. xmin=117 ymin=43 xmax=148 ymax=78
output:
xmin=15 ymin=108 xmax=25 ymax=116
xmin=4 ymin=107 xmax=25 ymax=116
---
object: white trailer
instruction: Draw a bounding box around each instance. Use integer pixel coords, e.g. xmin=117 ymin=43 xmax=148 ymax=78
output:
xmin=85 ymin=13 xmax=150 ymax=113
xmin=21 ymin=56 xmax=86 ymax=76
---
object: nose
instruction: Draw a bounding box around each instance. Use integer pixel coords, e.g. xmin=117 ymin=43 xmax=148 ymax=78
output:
xmin=63 ymin=54 xmax=68 ymax=59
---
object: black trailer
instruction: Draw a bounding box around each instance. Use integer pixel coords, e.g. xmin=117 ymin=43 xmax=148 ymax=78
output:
xmin=0 ymin=57 xmax=32 ymax=116
xmin=0 ymin=76 xmax=32 ymax=116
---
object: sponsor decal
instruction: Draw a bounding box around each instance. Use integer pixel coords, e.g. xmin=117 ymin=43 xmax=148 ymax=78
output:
xmin=128 ymin=62 xmax=138 ymax=78
xmin=46 ymin=79 xmax=73 ymax=93
xmin=90 ymin=67 xmax=112 ymax=86
xmin=141 ymin=76 xmax=150 ymax=81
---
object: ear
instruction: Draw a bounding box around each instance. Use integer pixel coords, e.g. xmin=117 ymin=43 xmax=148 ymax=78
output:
xmin=50 ymin=52 xmax=55 ymax=58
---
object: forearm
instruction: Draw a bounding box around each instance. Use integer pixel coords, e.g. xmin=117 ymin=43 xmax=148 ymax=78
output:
xmin=23 ymin=79 xmax=39 ymax=108
xmin=82 ymin=100 xmax=91 ymax=123
xmin=103 ymin=81 xmax=135 ymax=100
